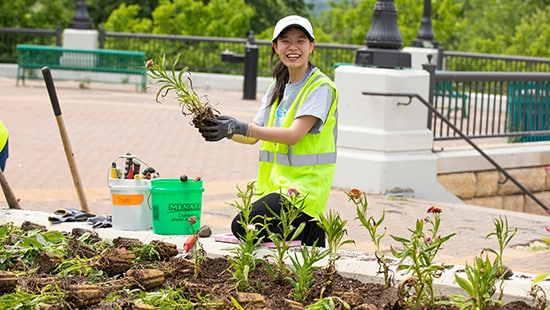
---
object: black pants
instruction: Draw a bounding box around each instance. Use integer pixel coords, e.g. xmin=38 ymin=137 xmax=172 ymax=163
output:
xmin=231 ymin=192 xmax=326 ymax=247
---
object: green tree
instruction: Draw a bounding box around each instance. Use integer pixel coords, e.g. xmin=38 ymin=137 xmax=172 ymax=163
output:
xmin=451 ymin=0 xmax=547 ymax=54
xmin=0 ymin=0 xmax=74 ymax=29
xmin=104 ymin=4 xmax=153 ymax=33
xmin=506 ymin=6 xmax=550 ymax=57
xmin=151 ymin=0 xmax=254 ymax=37
xmin=87 ymin=0 xmax=159 ymax=28
xmin=244 ymin=0 xmax=312 ymax=35
xmin=318 ymin=0 xmax=462 ymax=47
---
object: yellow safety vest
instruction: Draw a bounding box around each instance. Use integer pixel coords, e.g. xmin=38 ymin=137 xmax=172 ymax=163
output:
xmin=256 ymin=70 xmax=338 ymax=219
xmin=0 ymin=120 xmax=8 ymax=151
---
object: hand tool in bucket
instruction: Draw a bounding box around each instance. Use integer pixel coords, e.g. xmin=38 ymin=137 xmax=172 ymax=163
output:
xmin=41 ymin=66 xmax=89 ymax=213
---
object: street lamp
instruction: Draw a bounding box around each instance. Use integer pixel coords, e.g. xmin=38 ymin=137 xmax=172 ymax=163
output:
xmin=68 ymin=0 xmax=93 ymax=30
xmin=355 ymin=0 xmax=411 ymax=68
xmin=411 ymin=0 xmax=438 ymax=48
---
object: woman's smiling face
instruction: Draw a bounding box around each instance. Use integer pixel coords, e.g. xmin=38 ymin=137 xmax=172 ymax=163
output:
xmin=273 ymin=27 xmax=315 ymax=71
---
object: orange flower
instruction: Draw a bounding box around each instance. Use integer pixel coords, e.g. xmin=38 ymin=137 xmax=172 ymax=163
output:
xmin=427 ymin=206 xmax=441 ymax=214
xmin=348 ymin=188 xmax=362 ymax=200
xmin=145 ymin=59 xmax=154 ymax=69
xmin=187 ymin=216 xmax=197 ymax=225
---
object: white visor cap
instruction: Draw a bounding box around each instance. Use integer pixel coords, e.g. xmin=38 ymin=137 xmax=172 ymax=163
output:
xmin=272 ymin=15 xmax=315 ymax=42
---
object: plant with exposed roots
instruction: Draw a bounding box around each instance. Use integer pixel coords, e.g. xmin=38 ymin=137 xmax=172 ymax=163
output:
xmin=146 ymin=54 xmax=219 ymax=127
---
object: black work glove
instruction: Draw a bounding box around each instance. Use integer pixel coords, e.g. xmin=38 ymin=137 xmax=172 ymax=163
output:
xmin=199 ymin=115 xmax=248 ymax=142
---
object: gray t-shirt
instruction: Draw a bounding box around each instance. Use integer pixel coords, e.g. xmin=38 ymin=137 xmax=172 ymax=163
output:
xmin=254 ymin=67 xmax=333 ymax=134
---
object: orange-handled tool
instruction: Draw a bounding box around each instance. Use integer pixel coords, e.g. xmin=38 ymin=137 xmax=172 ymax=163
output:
xmin=183 ymin=235 xmax=197 ymax=253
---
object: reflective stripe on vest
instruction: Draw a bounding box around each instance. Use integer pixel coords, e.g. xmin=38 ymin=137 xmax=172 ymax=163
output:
xmin=259 ymin=149 xmax=336 ymax=166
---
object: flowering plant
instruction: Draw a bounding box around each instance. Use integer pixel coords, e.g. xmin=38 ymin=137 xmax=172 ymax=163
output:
xmin=391 ymin=205 xmax=455 ymax=308
xmin=347 ymin=188 xmax=393 ymax=288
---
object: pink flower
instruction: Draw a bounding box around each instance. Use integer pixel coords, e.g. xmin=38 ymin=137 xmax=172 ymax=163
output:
xmin=246 ymin=224 xmax=256 ymax=231
xmin=425 ymin=236 xmax=432 ymax=243
xmin=287 ymin=188 xmax=301 ymax=197
xmin=545 ymin=226 xmax=550 ymax=234
xmin=145 ymin=59 xmax=154 ymax=69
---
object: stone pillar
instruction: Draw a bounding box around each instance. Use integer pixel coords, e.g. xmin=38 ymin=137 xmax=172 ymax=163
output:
xmin=61 ymin=0 xmax=98 ymax=68
xmin=333 ymin=65 xmax=461 ymax=203
xmin=402 ymin=47 xmax=438 ymax=69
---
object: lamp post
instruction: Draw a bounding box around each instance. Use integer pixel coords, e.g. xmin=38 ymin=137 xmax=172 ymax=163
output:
xmin=411 ymin=0 xmax=437 ymax=48
xmin=68 ymin=0 xmax=93 ymax=30
xmin=355 ymin=0 xmax=411 ymax=68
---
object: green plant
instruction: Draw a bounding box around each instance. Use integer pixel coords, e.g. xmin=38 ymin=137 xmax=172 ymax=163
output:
xmin=347 ymin=188 xmax=393 ymax=288
xmin=443 ymin=255 xmax=503 ymax=309
xmin=226 ymin=182 xmax=264 ymax=291
xmin=184 ymin=215 xmax=206 ymax=279
xmin=132 ymin=242 xmax=161 ymax=262
xmin=531 ymin=272 xmax=550 ymax=310
xmin=287 ymin=242 xmax=330 ymax=302
xmin=264 ymin=188 xmax=307 ymax=280
xmin=391 ymin=206 xmax=456 ymax=308
xmin=305 ymin=293 xmax=350 ymax=310
xmin=441 ymin=216 xmax=517 ymax=309
xmin=318 ymin=209 xmax=354 ymax=276
xmin=54 ymin=255 xmax=100 ymax=279
xmin=146 ymin=54 xmax=219 ymax=127
xmin=131 ymin=287 xmax=221 ymax=309
xmin=484 ymin=216 xmax=517 ymax=300
xmin=0 ymin=285 xmax=66 ymax=309
xmin=0 ymin=225 xmax=69 ymax=271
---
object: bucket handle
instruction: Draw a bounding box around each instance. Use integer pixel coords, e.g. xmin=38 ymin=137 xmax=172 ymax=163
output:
xmin=108 ymin=153 xmax=153 ymax=185
xmin=147 ymin=192 xmax=152 ymax=211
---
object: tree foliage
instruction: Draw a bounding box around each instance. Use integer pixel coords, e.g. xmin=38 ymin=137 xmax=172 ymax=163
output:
xmin=150 ymin=0 xmax=253 ymax=37
xmin=87 ymin=0 xmax=159 ymax=28
xmin=0 ymin=0 xmax=75 ymax=29
xmin=2 ymin=0 xmax=550 ymax=58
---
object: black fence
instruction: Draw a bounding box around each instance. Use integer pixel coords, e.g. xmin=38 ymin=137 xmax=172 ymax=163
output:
xmin=3 ymin=27 xmax=550 ymax=76
xmin=2 ymin=27 xmax=550 ymax=142
xmin=432 ymin=72 xmax=550 ymax=142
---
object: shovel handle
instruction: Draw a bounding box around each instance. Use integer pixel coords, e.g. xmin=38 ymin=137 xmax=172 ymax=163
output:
xmin=41 ymin=67 xmax=62 ymax=116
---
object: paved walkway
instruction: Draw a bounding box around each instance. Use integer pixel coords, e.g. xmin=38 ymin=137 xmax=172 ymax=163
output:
xmin=1 ymin=76 xmax=549 ymax=277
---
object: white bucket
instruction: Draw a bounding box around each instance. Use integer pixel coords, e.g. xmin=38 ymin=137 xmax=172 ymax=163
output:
xmin=109 ymin=178 xmax=152 ymax=230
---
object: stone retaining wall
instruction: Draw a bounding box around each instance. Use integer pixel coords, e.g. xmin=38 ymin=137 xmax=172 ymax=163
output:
xmin=437 ymin=166 xmax=550 ymax=216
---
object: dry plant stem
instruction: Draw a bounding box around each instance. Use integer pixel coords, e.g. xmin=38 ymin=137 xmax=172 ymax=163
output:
xmin=146 ymin=54 xmax=219 ymax=127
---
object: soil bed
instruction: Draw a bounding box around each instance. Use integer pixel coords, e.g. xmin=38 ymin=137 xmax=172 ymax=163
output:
xmin=0 ymin=221 xmax=544 ymax=309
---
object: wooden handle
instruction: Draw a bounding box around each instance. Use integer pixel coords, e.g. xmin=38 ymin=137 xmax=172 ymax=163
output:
xmin=42 ymin=66 xmax=89 ymax=213
xmin=0 ymin=169 xmax=21 ymax=209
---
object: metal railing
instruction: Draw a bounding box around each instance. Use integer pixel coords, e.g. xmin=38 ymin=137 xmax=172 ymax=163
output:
xmin=364 ymin=90 xmax=550 ymax=214
xmin=431 ymin=72 xmax=550 ymax=142
xmin=1 ymin=26 xmax=550 ymax=143
xmin=441 ymin=50 xmax=550 ymax=72
xmin=98 ymin=30 xmax=357 ymax=79
xmin=0 ymin=26 xmax=62 ymax=62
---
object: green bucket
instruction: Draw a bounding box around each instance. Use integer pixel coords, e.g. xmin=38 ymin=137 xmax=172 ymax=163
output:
xmin=150 ymin=178 xmax=204 ymax=235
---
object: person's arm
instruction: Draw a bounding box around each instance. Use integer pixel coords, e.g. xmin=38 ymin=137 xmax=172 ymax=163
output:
xmin=235 ymin=115 xmax=318 ymax=145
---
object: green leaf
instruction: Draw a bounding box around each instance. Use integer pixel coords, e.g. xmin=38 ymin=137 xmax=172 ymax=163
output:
xmin=533 ymin=272 xmax=550 ymax=285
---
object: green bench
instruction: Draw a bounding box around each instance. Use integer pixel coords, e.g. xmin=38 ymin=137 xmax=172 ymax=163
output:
xmin=16 ymin=44 xmax=147 ymax=91
xmin=507 ymin=81 xmax=550 ymax=142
